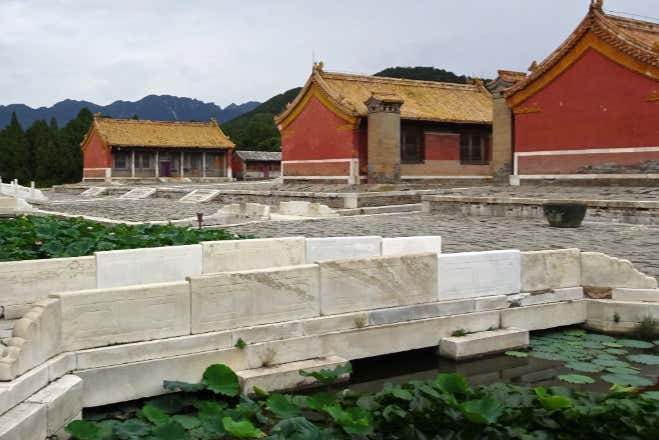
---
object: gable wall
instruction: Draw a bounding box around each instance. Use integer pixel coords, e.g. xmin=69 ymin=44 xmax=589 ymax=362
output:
xmin=82 ymin=130 xmax=112 ymax=169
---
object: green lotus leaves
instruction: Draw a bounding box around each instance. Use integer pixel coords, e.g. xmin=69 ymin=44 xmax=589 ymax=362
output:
xmin=605 ymin=348 xmax=628 ymax=355
xmin=601 ymin=374 xmax=655 ymax=387
xmin=592 ymin=358 xmax=632 ymax=368
xmin=530 ymin=351 xmax=566 ymax=361
xmin=558 ymin=374 xmax=595 ymax=384
xmin=627 ymin=354 xmax=659 ymax=365
xmin=605 ymin=367 xmax=642 ymax=375
xmin=602 ymin=342 xmax=623 ymax=348
xmin=202 ymin=364 xmax=240 ymax=397
xmin=222 ymin=417 xmax=265 ymax=438
xmin=617 ymin=339 xmax=655 ymax=349
xmin=565 ymin=362 xmax=605 ymax=373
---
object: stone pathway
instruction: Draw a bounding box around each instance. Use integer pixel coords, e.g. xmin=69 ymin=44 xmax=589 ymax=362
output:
xmin=437 ymin=185 xmax=659 ymax=201
xmin=37 ymin=199 xmax=227 ymax=222
xmin=224 ymin=212 xmax=659 ymax=279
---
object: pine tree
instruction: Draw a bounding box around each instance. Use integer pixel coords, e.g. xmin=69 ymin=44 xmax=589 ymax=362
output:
xmin=27 ymin=119 xmax=59 ymax=186
xmin=58 ymin=108 xmax=93 ymax=183
xmin=0 ymin=113 xmax=31 ymax=183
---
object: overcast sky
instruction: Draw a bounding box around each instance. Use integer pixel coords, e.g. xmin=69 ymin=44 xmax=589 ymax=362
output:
xmin=1 ymin=0 xmax=656 ymax=108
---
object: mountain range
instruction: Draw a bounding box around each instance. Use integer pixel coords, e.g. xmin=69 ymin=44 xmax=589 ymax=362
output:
xmin=0 ymin=95 xmax=260 ymax=129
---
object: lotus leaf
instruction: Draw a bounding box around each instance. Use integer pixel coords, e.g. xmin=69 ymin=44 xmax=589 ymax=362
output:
xmin=627 ymin=354 xmax=659 ymax=365
xmin=602 ymin=342 xmax=623 ymax=348
xmin=605 ymin=367 xmax=642 ymax=375
xmin=617 ymin=339 xmax=655 ymax=349
xmin=601 ymin=374 xmax=654 ymax=387
xmin=202 ymin=364 xmax=240 ymax=396
xmin=558 ymin=374 xmax=595 ymax=384
xmin=592 ymin=358 xmax=631 ymax=368
xmin=605 ymin=348 xmax=628 ymax=355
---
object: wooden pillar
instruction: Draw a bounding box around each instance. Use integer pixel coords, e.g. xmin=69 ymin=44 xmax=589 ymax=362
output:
xmin=155 ymin=151 xmax=159 ymax=177
xmin=202 ymin=152 xmax=207 ymax=178
xmin=131 ymin=150 xmax=135 ymax=178
xmin=180 ymin=151 xmax=184 ymax=178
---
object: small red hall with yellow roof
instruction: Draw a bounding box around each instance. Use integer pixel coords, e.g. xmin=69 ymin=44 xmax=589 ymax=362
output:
xmin=275 ymin=65 xmax=496 ymax=184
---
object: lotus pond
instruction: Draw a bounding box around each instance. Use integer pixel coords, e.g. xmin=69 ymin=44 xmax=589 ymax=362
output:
xmin=68 ymin=328 xmax=659 ymax=439
xmin=0 ymin=215 xmax=246 ymax=261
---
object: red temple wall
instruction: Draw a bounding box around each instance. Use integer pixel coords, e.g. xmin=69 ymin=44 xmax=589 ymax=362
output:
xmin=514 ymin=48 xmax=659 ymax=153
xmin=281 ymin=95 xmax=360 ymax=162
xmin=83 ymin=131 xmax=111 ymax=169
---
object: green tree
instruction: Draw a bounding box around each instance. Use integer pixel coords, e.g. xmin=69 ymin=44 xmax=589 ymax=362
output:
xmin=222 ymin=87 xmax=301 ymax=150
xmin=0 ymin=112 xmax=31 ymax=183
xmin=57 ymin=108 xmax=93 ymax=183
xmin=27 ymin=119 xmax=61 ymax=186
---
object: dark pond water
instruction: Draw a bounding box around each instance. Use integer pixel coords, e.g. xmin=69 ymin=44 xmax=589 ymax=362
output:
xmin=85 ymin=327 xmax=659 ymax=420
xmin=347 ymin=327 xmax=659 ymax=394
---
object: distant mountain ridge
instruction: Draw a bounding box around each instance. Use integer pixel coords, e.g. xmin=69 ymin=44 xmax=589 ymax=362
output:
xmin=0 ymin=95 xmax=260 ymax=128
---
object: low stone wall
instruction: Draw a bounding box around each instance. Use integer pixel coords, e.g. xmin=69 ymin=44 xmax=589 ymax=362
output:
xmin=422 ymin=195 xmax=659 ymax=225
xmin=1 ymin=242 xmax=659 ymax=438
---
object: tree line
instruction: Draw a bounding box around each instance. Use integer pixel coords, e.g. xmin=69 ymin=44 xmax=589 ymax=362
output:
xmin=0 ymin=108 xmax=93 ymax=187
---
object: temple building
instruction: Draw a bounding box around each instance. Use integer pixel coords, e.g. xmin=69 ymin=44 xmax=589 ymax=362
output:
xmin=232 ymin=150 xmax=281 ymax=180
xmin=81 ymin=114 xmax=235 ymax=181
xmin=500 ymin=0 xmax=659 ymax=182
xmin=274 ymin=64 xmax=496 ymax=183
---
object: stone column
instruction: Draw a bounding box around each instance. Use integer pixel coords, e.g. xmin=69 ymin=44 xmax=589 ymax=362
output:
xmin=491 ymin=94 xmax=514 ymax=183
xmin=155 ymin=151 xmax=159 ymax=178
xmin=180 ymin=151 xmax=184 ymax=178
xmin=364 ymin=93 xmax=403 ymax=183
xmin=131 ymin=150 xmax=135 ymax=178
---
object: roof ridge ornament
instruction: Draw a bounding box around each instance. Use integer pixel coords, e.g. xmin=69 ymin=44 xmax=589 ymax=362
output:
xmin=528 ymin=60 xmax=538 ymax=72
xmin=313 ymin=61 xmax=324 ymax=72
xmin=591 ymin=0 xmax=603 ymax=11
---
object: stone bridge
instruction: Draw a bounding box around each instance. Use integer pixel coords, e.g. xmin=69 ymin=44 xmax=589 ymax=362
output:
xmin=1 ymin=236 xmax=658 ymax=439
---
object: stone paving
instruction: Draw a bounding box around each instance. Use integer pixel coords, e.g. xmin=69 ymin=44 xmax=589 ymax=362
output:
xmin=36 ymin=198 xmax=228 ymax=222
xmin=436 ymin=185 xmax=659 ymax=201
xmin=224 ymin=212 xmax=659 ymax=279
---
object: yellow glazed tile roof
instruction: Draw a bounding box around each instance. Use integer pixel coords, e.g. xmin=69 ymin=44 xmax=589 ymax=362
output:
xmin=275 ymin=67 xmax=493 ymax=126
xmin=506 ymin=2 xmax=659 ymax=105
xmin=90 ymin=115 xmax=235 ymax=149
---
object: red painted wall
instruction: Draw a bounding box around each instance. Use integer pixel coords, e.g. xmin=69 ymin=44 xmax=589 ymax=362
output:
xmin=425 ymin=133 xmax=460 ymax=160
xmin=231 ymin=154 xmax=244 ymax=176
xmin=281 ymin=95 xmax=360 ymax=162
xmin=83 ymin=130 xmax=111 ymax=168
xmin=515 ymin=48 xmax=659 ymax=152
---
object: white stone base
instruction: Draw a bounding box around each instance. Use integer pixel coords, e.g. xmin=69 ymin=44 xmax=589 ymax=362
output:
xmin=238 ymin=356 xmax=349 ymax=394
xmin=612 ymin=288 xmax=659 ymax=302
xmin=0 ymin=402 xmax=46 ymax=440
xmin=439 ymin=328 xmax=529 ymax=360
xmin=501 ymin=301 xmax=587 ymax=331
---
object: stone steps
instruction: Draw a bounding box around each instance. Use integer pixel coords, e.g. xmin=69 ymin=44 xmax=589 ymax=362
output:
xmin=118 ymin=187 xmax=156 ymax=199
xmin=179 ymin=189 xmax=220 ymax=203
